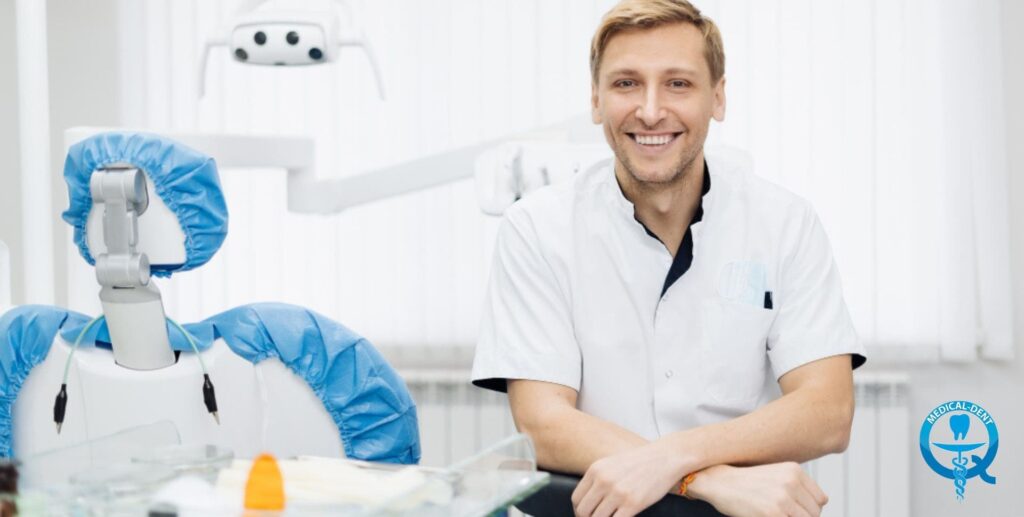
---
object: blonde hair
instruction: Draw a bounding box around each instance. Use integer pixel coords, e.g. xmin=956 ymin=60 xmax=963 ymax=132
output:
xmin=590 ymin=0 xmax=725 ymax=85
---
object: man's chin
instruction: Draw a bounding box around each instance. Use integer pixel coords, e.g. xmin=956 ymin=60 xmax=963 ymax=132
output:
xmin=633 ymin=174 xmax=680 ymax=186
xmin=625 ymin=164 xmax=684 ymax=186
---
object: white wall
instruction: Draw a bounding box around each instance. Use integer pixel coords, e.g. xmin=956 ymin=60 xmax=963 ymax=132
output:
xmin=0 ymin=1 xmax=21 ymax=303
xmin=0 ymin=0 xmax=121 ymax=308
xmin=45 ymin=0 xmax=122 ymax=308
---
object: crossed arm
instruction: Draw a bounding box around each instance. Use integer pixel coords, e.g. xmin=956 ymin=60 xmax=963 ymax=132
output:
xmin=508 ymin=354 xmax=855 ymax=517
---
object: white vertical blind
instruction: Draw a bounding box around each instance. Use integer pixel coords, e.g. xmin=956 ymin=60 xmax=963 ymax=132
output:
xmin=705 ymin=0 xmax=1013 ymax=361
xmin=105 ymin=0 xmax=616 ymax=352
xmin=98 ymin=0 xmax=1012 ymax=361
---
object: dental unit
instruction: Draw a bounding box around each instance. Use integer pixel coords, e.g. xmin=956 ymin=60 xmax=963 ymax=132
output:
xmin=2 ymin=1 xmax=609 ymax=513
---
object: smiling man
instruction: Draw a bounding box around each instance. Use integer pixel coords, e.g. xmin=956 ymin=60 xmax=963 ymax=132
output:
xmin=472 ymin=1 xmax=866 ymax=516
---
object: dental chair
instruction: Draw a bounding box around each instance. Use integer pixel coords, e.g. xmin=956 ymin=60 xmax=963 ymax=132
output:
xmin=1 ymin=132 xmax=419 ymax=468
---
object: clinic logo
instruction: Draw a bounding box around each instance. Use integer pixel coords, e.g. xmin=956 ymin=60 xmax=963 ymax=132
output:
xmin=919 ymin=401 xmax=998 ymax=501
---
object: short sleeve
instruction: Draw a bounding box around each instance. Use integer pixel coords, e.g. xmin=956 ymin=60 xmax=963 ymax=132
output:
xmin=471 ymin=210 xmax=580 ymax=393
xmin=767 ymin=206 xmax=866 ymax=380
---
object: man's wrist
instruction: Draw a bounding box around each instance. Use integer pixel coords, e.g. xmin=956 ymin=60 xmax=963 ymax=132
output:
xmin=685 ymin=464 xmax=729 ymax=502
xmin=677 ymin=472 xmax=698 ymax=498
xmin=660 ymin=427 xmax=711 ymax=476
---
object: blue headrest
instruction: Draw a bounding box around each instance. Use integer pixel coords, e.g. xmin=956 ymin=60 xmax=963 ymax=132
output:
xmin=61 ymin=132 xmax=228 ymax=277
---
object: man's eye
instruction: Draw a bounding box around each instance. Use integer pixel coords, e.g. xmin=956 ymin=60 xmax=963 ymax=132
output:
xmin=615 ymin=80 xmax=636 ymax=88
xmin=670 ymin=80 xmax=690 ymax=88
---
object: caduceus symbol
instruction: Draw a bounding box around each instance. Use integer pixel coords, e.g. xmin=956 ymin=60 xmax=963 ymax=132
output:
xmin=932 ymin=414 xmax=982 ymax=501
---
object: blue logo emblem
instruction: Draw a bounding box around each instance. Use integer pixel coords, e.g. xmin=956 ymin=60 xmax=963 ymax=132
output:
xmin=919 ymin=400 xmax=998 ymax=501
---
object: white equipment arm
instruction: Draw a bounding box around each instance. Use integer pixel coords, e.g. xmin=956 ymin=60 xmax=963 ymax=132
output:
xmin=65 ymin=114 xmax=599 ymax=215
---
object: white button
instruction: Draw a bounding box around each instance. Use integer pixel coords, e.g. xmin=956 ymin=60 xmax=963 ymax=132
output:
xmin=664 ymin=370 xmax=673 ymax=379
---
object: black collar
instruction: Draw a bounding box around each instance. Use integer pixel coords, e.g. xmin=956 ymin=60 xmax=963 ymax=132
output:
xmin=635 ymin=160 xmax=712 ymax=297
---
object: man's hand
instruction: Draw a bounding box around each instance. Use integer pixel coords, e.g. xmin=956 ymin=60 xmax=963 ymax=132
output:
xmin=570 ymin=440 xmax=687 ymax=517
xmin=688 ymin=463 xmax=829 ymax=517
xmin=511 ymin=356 xmax=851 ymax=516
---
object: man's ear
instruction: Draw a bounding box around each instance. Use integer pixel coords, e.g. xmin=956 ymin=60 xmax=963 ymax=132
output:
xmin=591 ymin=82 xmax=603 ymax=124
xmin=712 ymin=76 xmax=727 ymax=122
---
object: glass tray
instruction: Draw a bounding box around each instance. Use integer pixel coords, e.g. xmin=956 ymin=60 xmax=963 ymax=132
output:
xmin=15 ymin=424 xmax=549 ymax=517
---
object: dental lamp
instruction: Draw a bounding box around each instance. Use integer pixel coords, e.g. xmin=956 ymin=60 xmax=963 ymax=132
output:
xmin=198 ymin=0 xmax=385 ymax=99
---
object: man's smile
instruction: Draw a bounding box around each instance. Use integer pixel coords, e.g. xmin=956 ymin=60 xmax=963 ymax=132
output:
xmin=625 ymin=131 xmax=684 ymax=153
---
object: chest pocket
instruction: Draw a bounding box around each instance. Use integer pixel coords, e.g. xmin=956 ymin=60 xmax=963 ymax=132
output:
xmin=699 ymin=298 xmax=775 ymax=411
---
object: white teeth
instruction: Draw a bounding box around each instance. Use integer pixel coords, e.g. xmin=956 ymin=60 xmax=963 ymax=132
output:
xmin=635 ymin=134 xmax=673 ymax=146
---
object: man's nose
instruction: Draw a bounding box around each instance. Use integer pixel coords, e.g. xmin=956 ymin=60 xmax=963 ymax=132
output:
xmin=635 ymin=88 xmax=666 ymax=127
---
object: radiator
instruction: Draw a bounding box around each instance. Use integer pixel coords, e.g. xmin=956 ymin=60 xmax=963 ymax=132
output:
xmin=810 ymin=372 xmax=911 ymax=517
xmin=389 ymin=347 xmax=910 ymax=517
xmin=403 ymin=369 xmax=518 ymax=468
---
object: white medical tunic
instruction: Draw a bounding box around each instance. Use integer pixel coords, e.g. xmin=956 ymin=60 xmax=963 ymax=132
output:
xmin=471 ymin=152 xmax=866 ymax=439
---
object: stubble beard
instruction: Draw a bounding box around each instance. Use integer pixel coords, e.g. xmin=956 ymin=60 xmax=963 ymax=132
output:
xmin=612 ymin=133 xmax=701 ymax=193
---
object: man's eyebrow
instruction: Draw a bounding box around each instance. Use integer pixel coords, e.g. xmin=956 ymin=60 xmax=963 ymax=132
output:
xmin=604 ymin=68 xmax=640 ymax=78
xmin=603 ymin=67 xmax=700 ymax=78
xmin=663 ymin=67 xmax=699 ymax=76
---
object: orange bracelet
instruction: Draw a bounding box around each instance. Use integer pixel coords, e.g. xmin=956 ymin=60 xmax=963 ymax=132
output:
xmin=678 ymin=472 xmax=697 ymax=499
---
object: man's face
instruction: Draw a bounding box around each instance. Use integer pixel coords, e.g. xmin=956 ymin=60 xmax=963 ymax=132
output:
xmin=592 ymin=22 xmax=725 ymax=188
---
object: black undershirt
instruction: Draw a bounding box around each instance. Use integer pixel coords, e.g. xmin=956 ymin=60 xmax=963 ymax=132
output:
xmin=636 ymin=160 xmax=712 ymax=298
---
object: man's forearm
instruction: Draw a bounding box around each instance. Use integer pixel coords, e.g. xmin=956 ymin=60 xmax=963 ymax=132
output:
xmin=508 ymin=379 xmax=650 ymax=474
xmin=520 ymin=405 xmax=649 ymax=474
xmin=662 ymin=384 xmax=853 ymax=475
xmin=511 ymin=357 xmax=853 ymax=479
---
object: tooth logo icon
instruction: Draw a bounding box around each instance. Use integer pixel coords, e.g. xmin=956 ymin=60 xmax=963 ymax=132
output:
xmin=920 ymin=401 xmax=999 ymax=502
xmin=949 ymin=414 xmax=970 ymax=441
